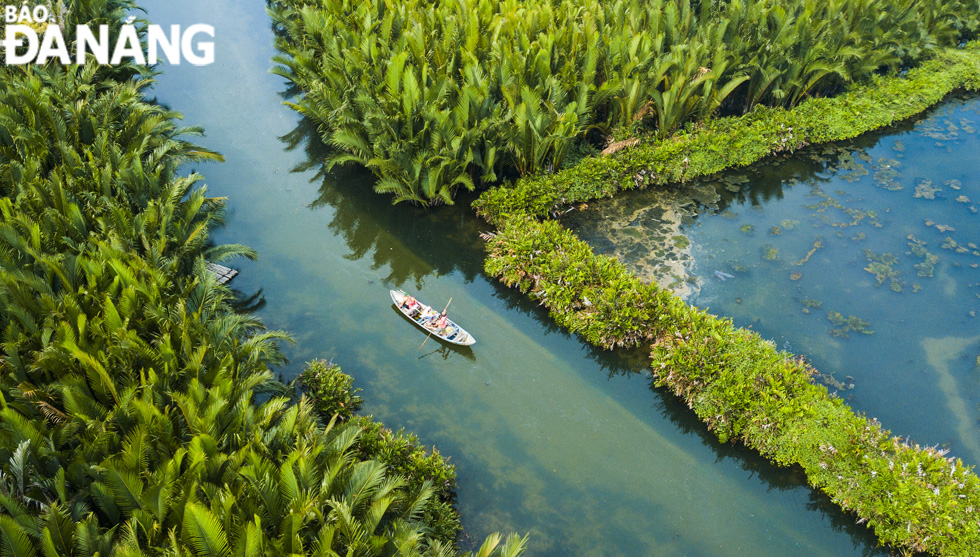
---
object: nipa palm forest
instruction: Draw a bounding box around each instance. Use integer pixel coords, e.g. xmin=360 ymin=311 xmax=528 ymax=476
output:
xmin=0 ymin=0 xmax=526 ymax=555
xmin=269 ymin=0 xmax=980 ymax=205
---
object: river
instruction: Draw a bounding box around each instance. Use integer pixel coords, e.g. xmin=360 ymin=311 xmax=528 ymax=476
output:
xmin=140 ymin=0 xmax=897 ymax=554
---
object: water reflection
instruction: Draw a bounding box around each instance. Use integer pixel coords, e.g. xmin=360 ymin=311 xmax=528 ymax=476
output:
xmin=280 ymin=118 xmax=486 ymax=289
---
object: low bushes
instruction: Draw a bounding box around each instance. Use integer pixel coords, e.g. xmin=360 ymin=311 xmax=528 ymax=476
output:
xmin=483 ymin=216 xmax=980 ymax=555
xmin=484 ymin=217 xmax=683 ymax=348
xmin=297 ymin=358 xmax=365 ymax=422
xmin=475 ymin=43 xmax=980 ymax=225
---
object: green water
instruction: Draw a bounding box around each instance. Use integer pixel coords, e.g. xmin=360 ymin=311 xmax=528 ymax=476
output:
xmin=140 ymin=1 xmax=894 ymax=554
xmin=568 ymin=97 xmax=980 ymax=471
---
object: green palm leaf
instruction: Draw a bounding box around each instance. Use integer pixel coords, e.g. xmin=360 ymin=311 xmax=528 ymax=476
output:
xmin=181 ymin=502 xmax=231 ymax=557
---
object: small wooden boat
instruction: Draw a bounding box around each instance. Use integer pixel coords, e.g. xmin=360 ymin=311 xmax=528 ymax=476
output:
xmin=390 ymin=290 xmax=476 ymax=346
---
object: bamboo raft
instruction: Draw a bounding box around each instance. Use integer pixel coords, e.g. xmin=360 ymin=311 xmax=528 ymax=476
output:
xmin=206 ymin=262 xmax=239 ymax=285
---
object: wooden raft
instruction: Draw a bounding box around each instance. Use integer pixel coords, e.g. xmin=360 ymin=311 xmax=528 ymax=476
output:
xmin=205 ymin=262 xmax=239 ymax=285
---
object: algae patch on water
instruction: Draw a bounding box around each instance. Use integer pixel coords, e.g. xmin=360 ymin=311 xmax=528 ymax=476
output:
xmin=913 ymin=179 xmax=941 ymax=199
xmin=827 ymin=311 xmax=874 ymax=338
xmin=863 ymin=249 xmax=904 ymax=291
xmin=562 ymin=186 xmax=707 ymax=299
xmin=799 ymin=298 xmax=823 ymax=314
xmin=941 ymin=237 xmax=971 ymax=254
xmin=870 ymin=157 xmax=902 ymax=190
xmin=925 ymin=219 xmax=956 ymax=233
xmin=907 ymin=235 xmax=940 ymax=278
xmin=817 ymin=371 xmax=855 ymax=391
xmin=793 ymin=237 xmax=824 ymax=266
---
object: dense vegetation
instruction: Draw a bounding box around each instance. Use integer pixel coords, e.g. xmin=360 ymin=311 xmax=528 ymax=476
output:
xmin=269 ymin=0 xmax=980 ymax=205
xmin=0 ymin=2 xmax=526 ymax=555
xmin=298 ymin=361 xmax=463 ymax=544
xmin=475 ymin=43 xmax=980 ymax=224
xmin=483 ymin=216 xmax=980 ymax=556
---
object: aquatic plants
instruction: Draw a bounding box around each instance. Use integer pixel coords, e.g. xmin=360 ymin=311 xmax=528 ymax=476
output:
xmin=799 ymin=298 xmax=823 ymax=314
xmin=826 ymin=311 xmax=875 ymax=338
xmin=484 ymin=215 xmax=980 ymax=555
xmin=909 ymin=236 xmax=941 ymax=277
xmin=270 ymin=0 xmax=980 ymax=205
xmin=863 ymin=249 xmax=904 ymax=291
xmin=792 ymin=236 xmax=824 ymax=265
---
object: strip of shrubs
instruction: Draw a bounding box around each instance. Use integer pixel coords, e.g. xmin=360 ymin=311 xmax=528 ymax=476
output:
xmin=483 ymin=216 xmax=980 ymax=555
xmin=474 ymin=43 xmax=980 ymax=226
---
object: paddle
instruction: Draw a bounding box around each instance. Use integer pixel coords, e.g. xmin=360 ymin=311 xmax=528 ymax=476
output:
xmin=418 ymin=297 xmax=452 ymax=351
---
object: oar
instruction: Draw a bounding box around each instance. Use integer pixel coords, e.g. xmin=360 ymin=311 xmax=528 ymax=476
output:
xmin=418 ymin=297 xmax=452 ymax=351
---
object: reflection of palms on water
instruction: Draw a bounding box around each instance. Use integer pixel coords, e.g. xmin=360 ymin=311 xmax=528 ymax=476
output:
xmin=278 ymin=116 xmax=486 ymax=290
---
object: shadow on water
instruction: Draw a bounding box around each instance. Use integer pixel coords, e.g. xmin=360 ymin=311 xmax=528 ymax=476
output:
xmin=416 ymin=343 xmax=475 ymax=363
xmin=563 ymin=95 xmax=946 ymax=237
xmin=279 ymin=117 xmax=487 ymax=290
xmin=228 ymin=286 xmax=268 ymax=314
xmin=283 ymin=108 xmax=894 ymax=555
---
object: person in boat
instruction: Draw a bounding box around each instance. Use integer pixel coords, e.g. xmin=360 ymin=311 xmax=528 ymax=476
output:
xmin=420 ymin=306 xmax=438 ymax=324
xmin=401 ymin=295 xmax=420 ymax=315
xmin=435 ymin=311 xmax=449 ymax=332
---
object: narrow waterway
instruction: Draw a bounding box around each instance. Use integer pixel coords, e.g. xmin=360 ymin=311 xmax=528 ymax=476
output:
xmin=141 ymin=1 xmax=890 ymax=554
